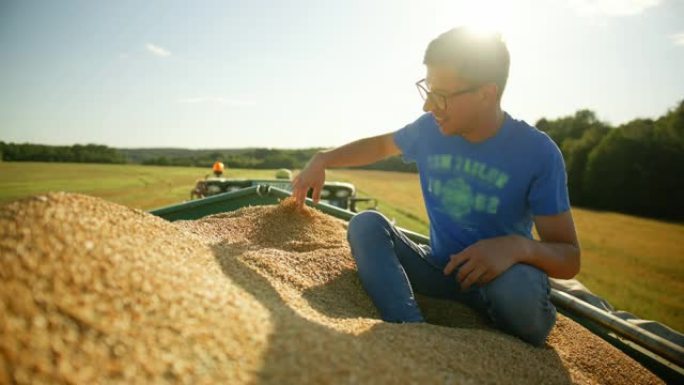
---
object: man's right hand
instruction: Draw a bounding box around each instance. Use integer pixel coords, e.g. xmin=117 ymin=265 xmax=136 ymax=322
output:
xmin=291 ymin=153 xmax=327 ymax=210
xmin=290 ymin=133 xmax=401 ymax=210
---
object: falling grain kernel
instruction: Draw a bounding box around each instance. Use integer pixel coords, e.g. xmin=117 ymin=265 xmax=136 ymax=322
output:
xmin=0 ymin=192 xmax=663 ymax=385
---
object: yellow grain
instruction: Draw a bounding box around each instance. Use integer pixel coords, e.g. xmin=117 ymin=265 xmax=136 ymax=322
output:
xmin=0 ymin=193 xmax=663 ymax=384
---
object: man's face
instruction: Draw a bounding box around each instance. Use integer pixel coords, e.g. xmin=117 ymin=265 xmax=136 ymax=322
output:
xmin=422 ymin=65 xmax=484 ymax=137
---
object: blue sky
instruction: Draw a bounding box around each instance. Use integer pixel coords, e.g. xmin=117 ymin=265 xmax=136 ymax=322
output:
xmin=1 ymin=0 xmax=683 ymax=149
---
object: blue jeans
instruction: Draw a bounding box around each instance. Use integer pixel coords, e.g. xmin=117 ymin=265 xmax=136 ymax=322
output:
xmin=347 ymin=211 xmax=557 ymax=347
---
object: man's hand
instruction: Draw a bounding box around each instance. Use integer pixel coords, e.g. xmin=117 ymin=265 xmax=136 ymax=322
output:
xmin=290 ymin=134 xmax=401 ymax=210
xmin=291 ymin=154 xmax=327 ymax=210
xmin=443 ymin=235 xmax=529 ymax=290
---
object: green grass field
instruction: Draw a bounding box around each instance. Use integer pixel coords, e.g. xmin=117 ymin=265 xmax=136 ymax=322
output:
xmin=1 ymin=162 xmax=682 ymax=332
xmin=0 ymin=162 xmax=278 ymax=210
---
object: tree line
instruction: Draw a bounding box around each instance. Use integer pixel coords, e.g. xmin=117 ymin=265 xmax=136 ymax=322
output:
xmin=0 ymin=143 xmax=126 ymax=164
xmin=1 ymin=100 xmax=682 ymax=220
xmin=536 ymin=100 xmax=683 ymax=220
xmin=138 ymin=148 xmax=321 ymax=170
xmin=0 ymin=142 xmax=417 ymax=173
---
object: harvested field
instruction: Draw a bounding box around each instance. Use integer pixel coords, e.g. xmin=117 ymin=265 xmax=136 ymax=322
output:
xmin=0 ymin=193 xmax=663 ymax=384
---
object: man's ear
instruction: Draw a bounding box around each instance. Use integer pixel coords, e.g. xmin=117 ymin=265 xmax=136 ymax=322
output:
xmin=479 ymin=83 xmax=499 ymax=105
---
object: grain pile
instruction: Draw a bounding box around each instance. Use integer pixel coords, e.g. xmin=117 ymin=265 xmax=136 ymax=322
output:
xmin=1 ymin=193 xmax=271 ymax=384
xmin=0 ymin=193 xmax=663 ymax=384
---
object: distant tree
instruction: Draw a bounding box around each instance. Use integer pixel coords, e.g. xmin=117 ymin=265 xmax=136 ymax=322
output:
xmin=353 ymin=156 xmax=418 ymax=173
xmin=654 ymin=100 xmax=684 ymax=148
xmin=159 ymin=156 xmax=171 ymax=165
xmin=561 ymin=126 xmax=608 ymax=204
xmin=583 ymin=116 xmax=684 ymax=220
xmin=537 ymin=109 xmax=610 ymax=205
xmin=259 ymin=153 xmax=298 ymax=169
xmin=536 ymin=109 xmax=605 ymax=146
xmin=584 ymin=129 xmax=641 ymax=212
xmin=0 ymin=142 xmax=125 ymax=164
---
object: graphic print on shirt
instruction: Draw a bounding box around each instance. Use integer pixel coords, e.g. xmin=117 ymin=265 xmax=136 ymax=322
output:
xmin=426 ymin=154 xmax=510 ymax=222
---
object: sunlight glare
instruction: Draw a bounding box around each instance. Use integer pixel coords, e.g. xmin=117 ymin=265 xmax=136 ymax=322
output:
xmin=453 ymin=1 xmax=516 ymax=39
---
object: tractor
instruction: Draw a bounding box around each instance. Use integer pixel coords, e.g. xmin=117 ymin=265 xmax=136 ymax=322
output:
xmin=190 ymin=168 xmax=377 ymax=213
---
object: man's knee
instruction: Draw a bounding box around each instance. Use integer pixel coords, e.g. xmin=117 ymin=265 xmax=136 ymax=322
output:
xmin=482 ymin=264 xmax=557 ymax=346
xmin=347 ymin=211 xmax=391 ymax=241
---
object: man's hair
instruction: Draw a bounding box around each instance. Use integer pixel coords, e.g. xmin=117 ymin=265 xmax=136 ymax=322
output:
xmin=424 ymin=27 xmax=510 ymax=97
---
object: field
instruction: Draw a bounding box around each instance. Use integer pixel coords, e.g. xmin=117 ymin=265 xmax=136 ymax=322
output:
xmin=1 ymin=162 xmax=682 ymax=332
xmin=0 ymin=162 xmax=278 ymax=210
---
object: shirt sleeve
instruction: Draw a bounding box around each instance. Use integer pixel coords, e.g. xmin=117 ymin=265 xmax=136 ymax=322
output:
xmin=527 ymin=135 xmax=571 ymax=216
xmin=393 ymin=113 xmax=432 ymax=164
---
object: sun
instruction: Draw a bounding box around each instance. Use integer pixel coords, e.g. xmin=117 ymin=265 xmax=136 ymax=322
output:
xmin=459 ymin=2 xmax=515 ymax=37
xmin=438 ymin=0 xmax=522 ymax=44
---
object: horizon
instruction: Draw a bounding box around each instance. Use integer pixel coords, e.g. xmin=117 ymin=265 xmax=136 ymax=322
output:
xmin=1 ymin=0 xmax=683 ymax=149
xmin=2 ymin=97 xmax=682 ymax=150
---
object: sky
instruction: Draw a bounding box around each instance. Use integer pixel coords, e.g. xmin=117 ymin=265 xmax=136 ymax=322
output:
xmin=0 ymin=0 xmax=683 ymax=149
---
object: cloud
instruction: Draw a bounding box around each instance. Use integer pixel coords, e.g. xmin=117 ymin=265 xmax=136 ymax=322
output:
xmin=670 ymin=32 xmax=684 ymax=46
xmin=145 ymin=43 xmax=171 ymax=57
xmin=177 ymin=97 xmax=256 ymax=107
xmin=564 ymin=0 xmax=661 ymax=17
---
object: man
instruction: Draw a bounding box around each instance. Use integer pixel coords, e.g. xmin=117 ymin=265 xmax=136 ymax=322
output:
xmin=291 ymin=27 xmax=580 ymax=346
xmin=212 ymin=160 xmax=225 ymax=177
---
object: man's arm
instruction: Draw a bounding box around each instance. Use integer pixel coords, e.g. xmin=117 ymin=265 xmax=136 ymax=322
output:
xmin=519 ymin=210 xmax=581 ymax=279
xmin=292 ymin=133 xmax=401 ymax=208
xmin=313 ymin=133 xmax=402 ymax=168
xmin=443 ymin=210 xmax=581 ymax=289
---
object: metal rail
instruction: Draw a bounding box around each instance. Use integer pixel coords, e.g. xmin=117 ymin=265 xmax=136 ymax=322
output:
xmin=551 ymin=290 xmax=683 ymax=369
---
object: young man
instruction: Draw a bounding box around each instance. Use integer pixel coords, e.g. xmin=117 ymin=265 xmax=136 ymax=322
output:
xmin=291 ymin=27 xmax=580 ymax=346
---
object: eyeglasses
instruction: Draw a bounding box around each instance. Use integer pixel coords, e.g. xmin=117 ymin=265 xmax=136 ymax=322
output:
xmin=415 ymin=78 xmax=480 ymax=110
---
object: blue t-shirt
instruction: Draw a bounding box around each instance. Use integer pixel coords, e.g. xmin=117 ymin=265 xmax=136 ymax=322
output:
xmin=393 ymin=112 xmax=570 ymax=266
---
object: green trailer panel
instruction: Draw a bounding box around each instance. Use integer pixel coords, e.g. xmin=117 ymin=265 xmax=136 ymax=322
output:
xmin=151 ymin=184 xmax=428 ymax=244
xmin=151 ymin=185 xmax=281 ymax=221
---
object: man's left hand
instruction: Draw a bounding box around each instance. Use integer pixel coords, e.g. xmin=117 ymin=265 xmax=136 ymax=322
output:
xmin=443 ymin=235 xmax=528 ymax=291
